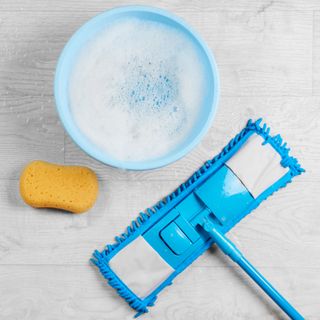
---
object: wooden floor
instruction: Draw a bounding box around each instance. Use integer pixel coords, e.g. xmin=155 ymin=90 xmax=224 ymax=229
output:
xmin=0 ymin=0 xmax=319 ymax=319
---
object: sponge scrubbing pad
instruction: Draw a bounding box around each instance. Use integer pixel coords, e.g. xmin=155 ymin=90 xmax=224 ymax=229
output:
xmin=20 ymin=160 xmax=99 ymax=213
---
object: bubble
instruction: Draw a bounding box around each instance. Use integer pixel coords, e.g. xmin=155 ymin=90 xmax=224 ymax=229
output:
xmin=69 ymin=18 xmax=205 ymax=162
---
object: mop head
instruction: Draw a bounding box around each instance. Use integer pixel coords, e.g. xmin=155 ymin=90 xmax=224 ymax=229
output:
xmin=92 ymin=119 xmax=304 ymax=316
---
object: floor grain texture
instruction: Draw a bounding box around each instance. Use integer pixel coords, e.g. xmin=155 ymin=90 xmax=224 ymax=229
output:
xmin=0 ymin=1 xmax=319 ymax=319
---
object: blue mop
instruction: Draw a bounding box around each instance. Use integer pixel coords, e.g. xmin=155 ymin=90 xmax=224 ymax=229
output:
xmin=92 ymin=119 xmax=305 ymax=319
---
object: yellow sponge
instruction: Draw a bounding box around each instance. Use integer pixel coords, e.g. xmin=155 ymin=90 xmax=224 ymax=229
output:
xmin=20 ymin=160 xmax=99 ymax=213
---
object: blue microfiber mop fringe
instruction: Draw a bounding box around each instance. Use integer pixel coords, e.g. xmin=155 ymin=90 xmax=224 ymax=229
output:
xmin=91 ymin=118 xmax=304 ymax=316
xmin=92 ymin=250 xmax=153 ymax=315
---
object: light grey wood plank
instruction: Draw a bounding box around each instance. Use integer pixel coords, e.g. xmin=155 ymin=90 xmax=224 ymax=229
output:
xmin=0 ymin=179 xmax=177 ymax=265
xmin=65 ymin=96 xmax=320 ymax=181
xmin=0 ymin=13 xmax=85 ymax=98
xmin=0 ymin=13 xmax=65 ymax=179
xmin=0 ymin=265 xmax=317 ymax=319
xmin=313 ymin=11 xmax=320 ymax=95
xmin=0 ymin=176 xmax=319 ymax=268
xmin=0 ymin=98 xmax=64 ymax=179
xmin=196 ymin=10 xmax=313 ymax=97
xmin=1 ymin=0 xmax=320 ymax=12
xmin=0 ymin=10 xmax=313 ymax=97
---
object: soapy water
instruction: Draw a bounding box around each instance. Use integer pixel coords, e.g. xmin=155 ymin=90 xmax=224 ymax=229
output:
xmin=69 ymin=18 xmax=206 ymax=162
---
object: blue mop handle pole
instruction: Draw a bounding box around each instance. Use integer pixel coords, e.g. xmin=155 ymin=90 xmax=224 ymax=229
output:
xmin=202 ymin=220 xmax=304 ymax=320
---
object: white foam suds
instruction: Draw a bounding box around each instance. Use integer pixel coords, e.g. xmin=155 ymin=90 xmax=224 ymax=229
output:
xmin=69 ymin=18 xmax=206 ymax=163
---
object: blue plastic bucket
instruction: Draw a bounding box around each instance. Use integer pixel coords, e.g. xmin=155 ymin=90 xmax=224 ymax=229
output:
xmin=54 ymin=6 xmax=219 ymax=170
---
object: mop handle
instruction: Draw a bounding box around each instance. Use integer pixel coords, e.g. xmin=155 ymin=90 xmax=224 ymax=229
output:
xmin=201 ymin=220 xmax=304 ymax=320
